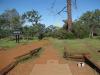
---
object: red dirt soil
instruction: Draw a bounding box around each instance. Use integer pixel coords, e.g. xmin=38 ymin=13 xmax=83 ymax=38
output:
xmin=0 ymin=40 xmax=49 ymax=70
xmin=7 ymin=40 xmax=66 ymax=75
xmin=0 ymin=40 xmax=97 ymax=75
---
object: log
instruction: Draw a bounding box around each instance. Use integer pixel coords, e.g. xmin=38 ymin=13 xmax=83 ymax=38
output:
xmin=0 ymin=61 xmax=18 ymax=75
xmin=84 ymin=55 xmax=100 ymax=73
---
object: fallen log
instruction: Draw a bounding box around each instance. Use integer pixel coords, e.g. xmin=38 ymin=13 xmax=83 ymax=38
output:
xmin=0 ymin=47 xmax=42 ymax=75
xmin=84 ymin=55 xmax=100 ymax=73
xmin=30 ymin=47 xmax=42 ymax=56
xmin=15 ymin=47 xmax=42 ymax=59
xmin=0 ymin=61 xmax=18 ymax=75
xmin=15 ymin=47 xmax=42 ymax=63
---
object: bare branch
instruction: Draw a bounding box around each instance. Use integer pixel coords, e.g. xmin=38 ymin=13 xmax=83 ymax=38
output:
xmin=57 ymin=6 xmax=66 ymax=15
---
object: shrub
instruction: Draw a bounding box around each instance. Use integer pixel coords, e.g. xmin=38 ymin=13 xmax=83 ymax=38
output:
xmin=53 ymin=28 xmax=75 ymax=39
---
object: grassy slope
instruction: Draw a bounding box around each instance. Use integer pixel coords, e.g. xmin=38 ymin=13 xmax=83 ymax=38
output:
xmin=51 ymin=38 xmax=100 ymax=60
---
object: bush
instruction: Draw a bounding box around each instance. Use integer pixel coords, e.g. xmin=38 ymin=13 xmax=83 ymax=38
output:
xmin=93 ymin=36 xmax=100 ymax=40
xmin=53 ymin=28 xmax=75 ymax=39
xmin=66 ymin=32 xmax=75 ymax=39
xmin=72 ymin=23 xmax=89 ymax=39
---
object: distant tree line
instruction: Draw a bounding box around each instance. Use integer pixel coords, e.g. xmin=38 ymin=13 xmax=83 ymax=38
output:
xmin=0 ymin=9 xmax=100 ymax=40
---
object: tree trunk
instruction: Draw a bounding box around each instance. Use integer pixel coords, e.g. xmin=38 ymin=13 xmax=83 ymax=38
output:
xmin=89 ymin=26 xmax=95 ymax=38
xmin=66 ymin=0 xmax=72 ymax=32
xmin=89 ymin=31 xmax=93 ymax=38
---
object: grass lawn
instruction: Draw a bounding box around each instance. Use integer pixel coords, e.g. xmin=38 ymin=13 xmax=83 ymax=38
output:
xmin=0 ymin=38 xmax=35 ymax=49
xmin=50 ymin=38 xmax=100 ymax=61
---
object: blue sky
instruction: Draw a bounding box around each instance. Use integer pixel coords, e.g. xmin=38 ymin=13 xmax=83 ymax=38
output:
xmin=0 ymin=0 xmax=100 ymax=27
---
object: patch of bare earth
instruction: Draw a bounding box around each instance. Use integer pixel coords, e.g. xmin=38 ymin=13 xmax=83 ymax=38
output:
xmin=0 ymin=40 xmax=49 ymax=70
xmin=0 ymin=40 xmax=97 ymax=75
xmin=29 ymin=60 xmax=72 ymax=75
xmin=7 ymin=41 xmax=62 ymax=75
xmin=67 ymin=60 xmax=96 ymax=75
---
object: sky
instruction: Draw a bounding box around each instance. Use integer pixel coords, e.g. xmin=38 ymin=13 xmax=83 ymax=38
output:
xmin=0 ymin=0 xmax=100 ymax=27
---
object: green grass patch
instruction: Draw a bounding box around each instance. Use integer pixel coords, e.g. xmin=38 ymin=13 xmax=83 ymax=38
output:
xmin=51 ymin=38 xmax=100 ymax=61
xmin=0 ymin=39 xmax=17 ymax=48
xmin=0 ymin=38 xmax=37 ymax=49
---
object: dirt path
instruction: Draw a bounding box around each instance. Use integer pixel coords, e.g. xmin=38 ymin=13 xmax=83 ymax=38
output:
xmin=7 ymin=40 xmax=70 ymax=75
xmin=0 ymin=40 xmax=97 ymax=75
xmin=34 ymin=45 xmax=60 ymax=64
xmin=29 ymin=61 xmax=72 ymax=75
xmin=0 ymin=40 xmax=49 ymax=70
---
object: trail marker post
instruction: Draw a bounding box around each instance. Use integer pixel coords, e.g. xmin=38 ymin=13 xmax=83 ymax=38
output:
xmin=13 ymin=29 xmax=21 ymax=43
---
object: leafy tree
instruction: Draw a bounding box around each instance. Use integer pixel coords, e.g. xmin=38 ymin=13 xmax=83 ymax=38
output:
xmin=22 ymin=9 xmax=41 ymax=25
xmin=22 ymin=26 xmax=34 ymax=40
xmin=79 ymin=9 xmax=100 ymax=38
xmin=45 ymin=25 xmax=57 ymax=37
xmin=0 ymin=9 xmax=22 ymax=39
xmin=1 ymin=9 xmax=21 ymax=30
xmin=33 ymin=23 xmax=45 ymax=39
xmin=22 ymin=23 xmax=45 ymax=40
xmin=72 ymin=20 xmax=89 ymax=38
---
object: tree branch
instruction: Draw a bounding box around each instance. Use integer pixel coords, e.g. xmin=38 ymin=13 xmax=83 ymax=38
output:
xmin=57 ymin=6 xmax=66 ymax=15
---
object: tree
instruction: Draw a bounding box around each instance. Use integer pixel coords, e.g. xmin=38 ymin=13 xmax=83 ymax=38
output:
xmin=22 ymin=26 xmax=34 ymax=40
xmin=72 ymin=20 xmax=89 ymax=38
xmin=62 ymin=9 xmax=100 ymax=39
xmin=1 ymin=9 xmax=21 ymax=30
xmin=45 ymin=25 xmax=57 ymax=37
xmin=79 ymin=9 xmax=100 ymax=38
xmin=57 ymin=0 xmax=77 ymax=32
xmin=22 ymin=9 xmax=41 ymax=25
xmin=0 ymin=9 xmax=22 ymax=39
xmin=32 ymin=23 xmax=45 ymax=37
xmin=22 ymin=9 xmax=45 ymax=40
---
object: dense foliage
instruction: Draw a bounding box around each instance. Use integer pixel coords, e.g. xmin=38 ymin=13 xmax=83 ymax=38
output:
xmin=63 ymin=9 xmax=100 ymax=39
xmin=0 ymin=9 xmax=100 ymax=40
